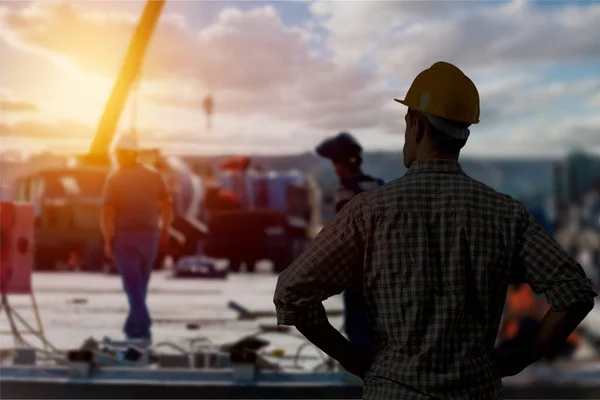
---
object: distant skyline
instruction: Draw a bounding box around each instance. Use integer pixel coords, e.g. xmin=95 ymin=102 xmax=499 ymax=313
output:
xmin=1 ymin=0 xmax=599 ymax=157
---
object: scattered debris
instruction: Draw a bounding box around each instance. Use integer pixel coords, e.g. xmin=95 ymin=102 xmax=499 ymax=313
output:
xmin=67 ymin=298 xmax=88 ymax=305
xmin=186 ymin=323 xmax=201 ymax=330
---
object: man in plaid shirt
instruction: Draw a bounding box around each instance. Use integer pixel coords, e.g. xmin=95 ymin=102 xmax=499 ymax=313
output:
xmin=274 ymin=62 xmax=596 ymax=399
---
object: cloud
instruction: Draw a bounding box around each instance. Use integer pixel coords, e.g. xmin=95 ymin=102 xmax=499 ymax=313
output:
xmin=546 ymin=116 xmax=600 ymax=149
xmin=589 ymin=93 xmax=600 ymax=110
xmin=0 ymin=90 xmax=39 ymax=113
xmin=310 ymin=1 xmax=464 ymax=66
xmin=0 ymin=2 xmax=152 ymax=76
xmin=311 ymin=1 xmax=600 ymax=81
xmin=478 ymin=75 xmax=600 ymax=125
xmin=468 ymin=114 xmax=600 ymax=157
xmin=0 ymin=2 xmax=397 ymax=133
xmin=0 ymin=119 xmax=93 ymax=139
xmin=0 ymin=99 xmax=38 ymax=113
xmin=1 ymin=0 xmax=599 ymax=157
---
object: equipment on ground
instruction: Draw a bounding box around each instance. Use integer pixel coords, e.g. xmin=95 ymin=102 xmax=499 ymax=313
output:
xmin=1 ymin=327 xmax=599 ymax=399
xmin=172 ymin=255 xmax=228 ymax=279
xmin=14 ymin=0 xmax=317 ymax=274
xmin=0 ymin=202 xmax=54 ymax=354
xmin=201 ymin=165 xmax=318 ymax=273
xmin=13 ymin=0 xmax=208 ymax=272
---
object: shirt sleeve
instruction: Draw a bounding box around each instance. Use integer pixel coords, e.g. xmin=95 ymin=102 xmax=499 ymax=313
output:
xmin=274 ymin=194 xmax=368 ymax=327
xmin=102 ymin=175 xmax=117 ymax=206
xmin=513 ymin=209 xmax=597 ymax=312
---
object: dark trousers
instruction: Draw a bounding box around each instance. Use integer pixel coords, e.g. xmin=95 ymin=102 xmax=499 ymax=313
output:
xmin=113 ymin=232 xmax=158 ymax=340
xmin=343 ymin=286 xmax=372 ymax=352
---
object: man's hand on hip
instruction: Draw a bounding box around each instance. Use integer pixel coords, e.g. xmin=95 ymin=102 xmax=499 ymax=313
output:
xmin=104 ymin=241 xmax=113 ymax=260
xmin=492 ymin=348 xmax=528 ymax=378
xmin=341 ymin=337 xmax=388 ymax=379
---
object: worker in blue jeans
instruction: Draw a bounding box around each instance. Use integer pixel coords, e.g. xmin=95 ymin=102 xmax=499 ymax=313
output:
xmin=101 ymin=134 xmax=172 ymax=341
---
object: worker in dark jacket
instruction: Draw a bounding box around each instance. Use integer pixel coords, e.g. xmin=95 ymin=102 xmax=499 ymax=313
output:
xmin=315 ymin=132 xmax=384 ymax=352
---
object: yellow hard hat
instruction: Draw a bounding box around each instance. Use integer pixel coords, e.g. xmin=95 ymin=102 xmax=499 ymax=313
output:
xmin=394 ymin=61 xmax=480 ymax=125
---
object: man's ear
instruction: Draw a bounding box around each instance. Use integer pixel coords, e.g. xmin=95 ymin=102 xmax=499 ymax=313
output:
xmin=414 ymin=114 xmax=426 ymax=144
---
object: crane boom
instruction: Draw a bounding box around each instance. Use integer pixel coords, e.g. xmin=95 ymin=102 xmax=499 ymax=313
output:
xmin=87 ymin=0 xmax=166 ymax=160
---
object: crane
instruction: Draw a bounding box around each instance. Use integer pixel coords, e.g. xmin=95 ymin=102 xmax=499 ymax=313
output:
xmin=19 ymin=0 xmax=209 ymax=273
xmin=85 ymin=0 xmax=166 ymax=163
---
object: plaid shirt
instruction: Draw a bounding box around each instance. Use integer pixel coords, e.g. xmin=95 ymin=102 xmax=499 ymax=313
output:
xmin=274 ymin=159 xmax=597 ymax=399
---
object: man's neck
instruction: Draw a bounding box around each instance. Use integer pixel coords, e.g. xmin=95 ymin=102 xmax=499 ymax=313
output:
xmin=415 ymin=152 xmax=459 ymax=163
xmin=339 ymin=172 xmax=361 ymax=181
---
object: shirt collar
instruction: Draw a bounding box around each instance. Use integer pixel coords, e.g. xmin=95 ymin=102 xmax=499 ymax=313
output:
xmin=405 ymin=159 xmax=464 ymax=175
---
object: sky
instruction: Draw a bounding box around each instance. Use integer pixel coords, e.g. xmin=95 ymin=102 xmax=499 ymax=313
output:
xmin=0 ymin=0 xmax=599 ymax=157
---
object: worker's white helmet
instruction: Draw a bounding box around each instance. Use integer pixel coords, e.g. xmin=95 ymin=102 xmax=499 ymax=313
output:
xmin=115 ymin=134 xmax=138 ymax=151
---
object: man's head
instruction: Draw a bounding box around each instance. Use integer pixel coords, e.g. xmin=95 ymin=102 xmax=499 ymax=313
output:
xmin=315 ymin=132 xmax=363 ymax=179
xmin=332 ymin=156 xmax=362 ymax=179
xmin=394 ymin=61 xmax=480 ymax=168
xmin=402 ymin=109 xmax=470 ymax=168
xmin=114 ymin=134 xmax=139 ymax=167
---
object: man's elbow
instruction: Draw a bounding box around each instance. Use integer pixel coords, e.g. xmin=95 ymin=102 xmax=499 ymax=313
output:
xmin=546 ymin=275 xmax=597 ymax=312
xmin=571 ymin=299 xmax=595 ymax=314
xmin=553 ymin=297 xmax=596 ymax=316
xmin=272 ymin=280 xmax=287 ymax=313
xmin=273 ymin=280 xmax=297 ymax=326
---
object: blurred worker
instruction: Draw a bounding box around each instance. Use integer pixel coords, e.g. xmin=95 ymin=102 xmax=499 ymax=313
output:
xmin=498 ymin=200 xmax=580 ymax=361
xmin=101 ymin=135 xmax=173 ymax=342
xmin=315 ymin=132 xmax=384 ymax=352
xmin=498 ymin=283 xmax=582 ymax=362
xmin=316 ymin=132 xmax=385 ymax=213
xmin=526 ymin=199 xmax=555 ymax=238
xmin=274 ymin=61 xmax=597 ymax=399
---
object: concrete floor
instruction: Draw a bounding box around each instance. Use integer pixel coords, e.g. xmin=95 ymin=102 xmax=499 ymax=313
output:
xmin=0 ymin=270 xmax=342 ymax=362
xmin=1 ymin=270 xmax=598 ymax=362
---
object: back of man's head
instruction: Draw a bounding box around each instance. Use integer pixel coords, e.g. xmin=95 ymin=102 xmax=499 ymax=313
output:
xmin=116 ymin=148 xmax=138 ymax=167
xmin=426 ymin=115 xmax=471 ymax=153
xmin=114 ymin=134 xmax=139 ymax=167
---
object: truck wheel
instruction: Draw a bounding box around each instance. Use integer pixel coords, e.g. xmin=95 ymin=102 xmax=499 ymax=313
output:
xmin=103 ymin=261 xmax=119 ymax=275
xmin=34 ymin=250 xmax=59 ymax=271
xmin=83 ymin=243 xmax=105 ymax=272
xmin=153 ymin=252 xmax=166 ymax=271
xmin=229 ymin=259 xmax=242 ymax=273
xmin=245 ymin=260 xmax=256 ymax=273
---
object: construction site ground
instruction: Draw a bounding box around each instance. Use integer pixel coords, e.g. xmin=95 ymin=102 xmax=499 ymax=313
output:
xmin=1 ymin=267 xmax=598 ymax=366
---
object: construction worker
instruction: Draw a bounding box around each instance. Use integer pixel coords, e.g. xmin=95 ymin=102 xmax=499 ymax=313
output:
xmin=315 ymin=132 xmax=384 ymax=352
xmin=101 ymin=135 xmax=173 ymax=343
xmin=498 ymin=200 xmax=581 ymax=361
xmin=526 ymin=199 xmax=555 ymax=238
xmin=274 ymin=61 xmax=597 ymax=399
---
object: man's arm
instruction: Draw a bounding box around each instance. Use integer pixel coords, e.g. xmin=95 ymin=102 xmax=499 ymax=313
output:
xmin=101 ymin=177 xmax=116 ymax=246
xmin=101 ymin=206 xmax=115 ymax=243
xmin=274 ymin=194 xmax=370 ymax=375
xmin=157 ymin=173 xmax=173 ymax=233
xmin=498 ymin=209 xmax=597 ymax=376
